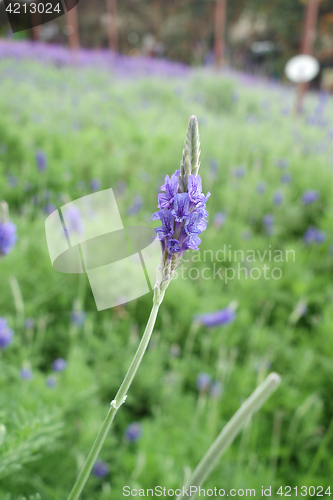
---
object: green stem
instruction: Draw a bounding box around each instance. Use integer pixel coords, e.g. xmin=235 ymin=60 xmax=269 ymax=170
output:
xmin=67 ymin=300 xmax=161 ymax=500
xmin=177 ymin=373 xmax=281 ymax=500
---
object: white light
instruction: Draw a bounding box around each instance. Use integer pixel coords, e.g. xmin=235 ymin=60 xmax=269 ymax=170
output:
xmin=285 ymin=54 xmax=320 ymax=83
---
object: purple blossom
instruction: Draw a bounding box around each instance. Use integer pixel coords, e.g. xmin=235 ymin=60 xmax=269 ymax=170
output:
xmin=90 ymin=179 xmax=101 ymax=191
xmin=196 ymin=372 xmax=211 ymax=392
xmin=127 ymin=195 xmax=143 ymax=215
xmin=44 ymin=203 xmax=57 ymax=215
xmin=153 ymin=209 xmax=175 ymax=240
xmin=0 ymin=318 xmax=13 ymax=350
xmin=158 ymin=171 xmax=180 ymax=209
xmin=188 ymin=175 xmax=210 ymax=207
xmin=125 ymin=422 xmax=142 ymax=442
xmin=0 ymin=221 xmax=17 ymax=256
xmin=302 ymin=190 xmax=320 ymax=205
xmin=273 ymin=191 xmax=284 ymax=205
xmin=274 ymin=159 xmax=289 ymax=169
xmin=63 ymin=206 xmax=84 ymax=236
xmin=256 ymin=181 xmax=266 ymax=194
xmin=281 ymin=173 xmax=291 ymax=184
xmin=52 ymin=358 xmax=67 ymax=372
xmin=195 ymin=306 xmax=236 ymax=327
xmin=20 ymin=367 xmax=33 ymax=381
xmin=171 ymin=194 xmax=191 ymax=222
xmin=303 ymin=226 xmax=326 ymax=245
xmin=36 ymin=150 xmax=47 ymax=172
xmin=231 ymin=165 xmax=246 ymax=178
xmin=46 ymin=376 xmax=57 ymax=388
xmin=167 ymin=239 xmax=182 ymax=253
xmin=213 ymin=212 xmax=226 ymax=228
xmin=71 ymin=310 xmax=86 ymax=327
xmin=263 ymin=214 xmax=275 ymax=227
xmin=92 ymin=460 xmax=109 ymax=478
xmin=185 ymin=210 xmax=207 ymax=236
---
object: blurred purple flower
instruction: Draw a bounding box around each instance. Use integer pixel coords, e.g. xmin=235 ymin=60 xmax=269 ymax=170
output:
xmin=63 ymin=206 xmax=84 ymax=236
xmin=302 ymin=190 xmax=320 ymax=205
xmin=196 ymin=372 xmax=211 ymax=392
xmin=44 ymin=203 xmax=57 ymax=215
xmin=213 ymin=212 xmax=226 ymax=228
xmin=0 ymin=318 xmax=13 ymax=350
xmin=20 ymin=367 xmax=33 ymax=381
xmin=195 ymin=306 xmax=236 ymax=327
xmin=263 ymin=214 xmax=275 ymax=227
xmin=71 ymin=310 xmax=86 ymax=327
xmin=303 ymin=226 xmax=326 ymax=245
xmin=127 ymin=195 xmax=143 ymax=215
xmin=36 ymin=150 xmax=47 ymax=172
xmin=125 ymin=422 xmax=142 ymax=442
xmin=0 ymin=221 xmax=17 ymax=256
xmin=281 ymin=173 xmax=291 ymax=184
xmin=231 ymin=165 xmax=246 ymax=178
xmin=46 ymin=376 xmax=57 ymax=388
xmin=52 ymin=358 xmax=67 ymax=372
xmin=256 ymin=181 xmax=266 ymax=194
xmin=274 ymin=159 xmax=289 ymax=169
xmin=92 ymin=460 xmax=109 ymax=478
xmin=273 ymin=191 xmax=284 ymax=205
xmin=90 ymin=179 xmax=101 ymax=191
xmin=210 ymin=381 xmax=223 ymax=399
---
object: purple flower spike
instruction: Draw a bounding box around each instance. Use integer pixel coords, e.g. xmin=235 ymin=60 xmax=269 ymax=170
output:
xmin=273 ymin=191 xmax=284 ymax=205
xmin=52 ymin=358 xmax=67 ymax=372
xmin=185 ymin=211 xmax=207 ymax=236
xmin=302 ymin=190 xmax=320 ymax=205
xmin=303 ymin=226 xmax=326 ymax=245
xmin=0 ymin=221 xmax=17 ymax=256
xmin=36 ymin=150 xmax=47 ymax=172
xmin=90 ymin=179 xmax=101 ymax=191
xmin=92 ymin=460 xmax=109 ymax=478
xmin=0 ymin=318 xmax=13 ymax=350
xmin=263 ymin=214 xmax=275 ymax=227
xmin=167 ymin=239 xmax=182 ymax=253
xmin=125 ymin=422 xmax=142 ymax=442
xmin=196 ymin=372 xmax=212 ymax=392
xmin=171 ymin=193 xmax=191 ymax=222
xmin=20 ymin=368 xmax=33 ymax=381
xmin=195 ymin=306 xmax=236 ymax=328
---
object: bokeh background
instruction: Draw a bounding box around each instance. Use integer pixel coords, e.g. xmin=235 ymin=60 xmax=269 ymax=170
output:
xmin=0 ymin=0 xmax=333 ymax=498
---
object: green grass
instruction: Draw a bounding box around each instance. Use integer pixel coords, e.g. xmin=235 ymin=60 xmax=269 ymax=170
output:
xmin=0 ymin=55 xmax=333 ymax=499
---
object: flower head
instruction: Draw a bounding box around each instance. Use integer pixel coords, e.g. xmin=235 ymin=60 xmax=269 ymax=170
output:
xmin=303 ymin=226 xmax=326 ymax=245
xmin=36 ymin=150 xmax=47 ymax=172
xmin=52 ymin=358 xmax=67 ymax=372
xmin=125 ymin=422 xmax=142 ymax=442
xmin=92 ymin=460 xmax=109 ymax=478
xmin=0 ymin=318 xmax=13 ymax=350
xmin=152 ymin=117 xmax=209 ymax=304
xmin=196 ymin=372 xmax=211 ymax=392
xmin=20 ymin=367 xmax=33 ymax=381
xmin=195 ymin=306 xmax=236 ymax=328
xmin=0 ymin=221 xmax=17 ymax=256
xmin=302 ymin=190 xmax=320 ymax=205
xmin=46 ymin=375 xmax=57 ymax=388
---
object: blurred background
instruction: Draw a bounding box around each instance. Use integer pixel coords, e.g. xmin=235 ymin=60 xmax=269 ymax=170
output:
xmin=0 ymin=0 xmax=333 ymax=499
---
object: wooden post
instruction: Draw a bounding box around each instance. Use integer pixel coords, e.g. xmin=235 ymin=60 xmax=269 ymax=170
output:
xmin=296 ymin=0 xmax=319 ymax=114
xmin=214 ymin=0 xmax=226 ymax=69
xmin=67 ymin=6 xmax=80 ymax=52
xmin=106 ymin=0 xmax=118 ymax=52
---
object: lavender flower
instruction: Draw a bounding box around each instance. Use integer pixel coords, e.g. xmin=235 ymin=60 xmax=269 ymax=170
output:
xmin=36 ymin=150 xmax=47 ymax=172
xmin=63 ymin=206 xmax=84 ymax=236
xmin=20 ymin=367 xmax=33 ymax=381
xmin=70 ymin=310 xmax=86 ymax=327
xmin=195 ymin=306 xmax=236 ymax=327
xmin=273 ymin=191 xmax=284 ymax=205
xmin=90 ymin=179 xmax=101 ymax=191
xmin=92 ymin=460 xmax=109 ymax=478
xmin=44 ymin=203 xmax=57 ymax=215
xmin=196 ymin=372 xmax=211 ymax=392
xmin=0 ymin=217 xmax=17 ymax=256
xmin=46 ymin=375 xmax=57 ymax=388
xmin=125 ymin=422 xmax=142 ymax=442
xmin=213 ymin=212 xmax=226 ymax=228
xmin=0 ymin=318 xmax=13 ymax=350
xmin=52 ymin=358 xmax=67 ymax=372
xmin=303 ymin=226 xmax=326 ymax=245
xmin=152 ymin=116 xmax=209 ymax=303
xmin=302 ymin=190 xmax=320 ymax=205
xmin=281 ymin=173 xmax=291 ymax=184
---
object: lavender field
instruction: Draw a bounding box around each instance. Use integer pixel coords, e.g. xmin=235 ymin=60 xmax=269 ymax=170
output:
xmin=0 ymin=40 xmax=333 ymax=499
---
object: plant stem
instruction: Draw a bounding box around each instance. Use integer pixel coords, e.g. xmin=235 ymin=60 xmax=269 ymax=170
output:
xmin=177 ymin=372 xmax=281 ymax=500
xmin=67 ymin=300 xmax=161 ymax=500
